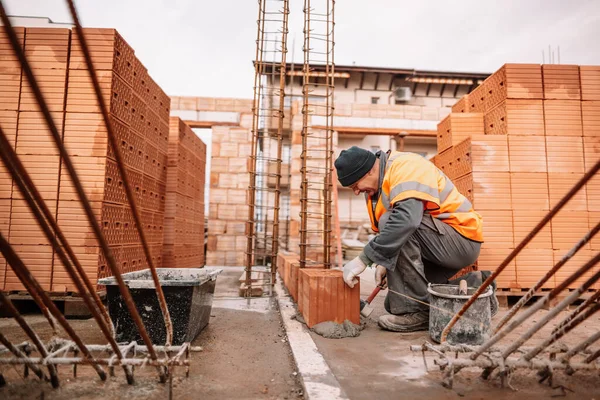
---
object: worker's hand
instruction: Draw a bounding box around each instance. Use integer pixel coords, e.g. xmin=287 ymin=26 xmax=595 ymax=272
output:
xmin=342 ymin=256 xmax=367 ymax=288
xmin=374 ymin=265 xmax=388 ymax=289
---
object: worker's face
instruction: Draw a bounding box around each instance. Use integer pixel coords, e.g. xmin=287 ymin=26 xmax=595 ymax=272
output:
xmin=349 ymin=170 xmax=378 ymax=197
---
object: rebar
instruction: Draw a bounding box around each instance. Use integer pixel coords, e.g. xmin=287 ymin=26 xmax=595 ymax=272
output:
xmin=469 ymin=252 xmax=600 ymax=360
xmin=0 ymin=0 xmax=166 ymax=382
xmin=0 ymin=234 xmax=107 ymax=382
xmin=65 ymin=0 xmax=173 ymax=347
xmin=0 ymin=293 xmax=58 ymax=387
xmin=245 ymin=0 xmax=289 ymax=295
xmin=300 ymin=0 xmax=335 ymax=268
xmin=0 ymin=126 xmax=133 ymax=383
xmin=495 ymin=221 xmax=600 ymax=333
xmin=440 ymin=157 xmax=600 ymax=343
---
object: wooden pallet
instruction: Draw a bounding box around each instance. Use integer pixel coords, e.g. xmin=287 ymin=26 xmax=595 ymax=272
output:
xmin=495 ymin=288 xmax=596 ymax=309
xmin=1 ymin=290 xmax=106 ymax=318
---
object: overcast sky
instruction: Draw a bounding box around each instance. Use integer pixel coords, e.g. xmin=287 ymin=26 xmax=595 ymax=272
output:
xmin=6 ymin=0 xmax=600 ymax=99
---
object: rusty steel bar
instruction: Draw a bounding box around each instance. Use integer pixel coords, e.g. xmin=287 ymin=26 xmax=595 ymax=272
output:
xmin=0 ymin=292 xmax=59 ymax=387
xmin=0 ymin=234 xmax=107 ymax=381
xmin=299 ymin=0 xmax=312 ymax=268
xmin=269 ymin=0 xmax=289 ymax=288
xmin=245 ymin=0 xmax=267 ymax=292
xmin=0 ymin=357 xmax=190 ymax=367
xmin=0 ymin=326 xmax=46 ymax=381
xmin=552 ymin=288 xmax=600 ymax=335
xmin=441 ymin=157 xmax=600 ymax=343
xmin=470 ymin=252 xmax=600 ymax=359
xmin=409 ymin=343 xmax=573 ymax=355
xmin=521 ymin=302 xmax=600 ymax=362
xmin=0 ymin=127 xmax=113 ymax=336
xmin=584 ymin=346 xmax=600 ymax=364
xmin=0 ymin=3 xmax=165 ymax=382
xmin=65 ymin=0 xmax=173 ymax=346
xmin=499 ymin=254 xmax=600 ymax=359
xmin=561 ymin=331 xmax=600 ymax=364
xmin=433 ymin=356 xmax=599 ymax=373
xmin=0 ymin=127 xmax=135 ymax=383
xmin=245 ymin=0 xmax=289 ymax=294
xmin=300 ymin=0 xmax=335 ymax=268
xmin=495 ymin=221 xmax=600 ymax=333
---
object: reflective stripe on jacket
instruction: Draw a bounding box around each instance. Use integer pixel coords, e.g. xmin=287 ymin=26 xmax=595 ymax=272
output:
xmin=366 ymin=151 xmax=483 ymax=242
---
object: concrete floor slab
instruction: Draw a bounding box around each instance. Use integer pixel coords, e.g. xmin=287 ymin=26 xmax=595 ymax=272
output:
xmin=304 ymin=269 xmax=600 ymax=399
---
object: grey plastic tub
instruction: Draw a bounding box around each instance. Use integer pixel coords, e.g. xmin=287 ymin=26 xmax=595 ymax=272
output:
xmin=427 ymin=283 xmax=493 ymax=345
xmin=98 ymin=268 xmax=222 ymax=345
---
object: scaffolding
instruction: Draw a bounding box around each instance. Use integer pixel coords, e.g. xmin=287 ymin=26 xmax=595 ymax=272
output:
xmin=299 ymin=0 xmax=335 ymax=268
xmin=245 ymin=0 xmax=290 ymax=294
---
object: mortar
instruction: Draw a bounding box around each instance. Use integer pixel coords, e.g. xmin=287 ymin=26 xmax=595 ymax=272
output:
xmin=427 ymin=283 xmax=492 ymax=345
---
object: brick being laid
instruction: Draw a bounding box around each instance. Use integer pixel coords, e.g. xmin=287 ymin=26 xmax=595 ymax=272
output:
xmin=299 ymin=268 xmax=360 ymax=328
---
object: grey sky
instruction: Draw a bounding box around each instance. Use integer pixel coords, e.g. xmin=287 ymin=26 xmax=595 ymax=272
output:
xmin=6 ymin=0 xmax=600 ymax=99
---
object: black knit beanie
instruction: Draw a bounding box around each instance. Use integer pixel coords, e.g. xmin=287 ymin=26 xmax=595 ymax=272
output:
xmin=334 ymin=146 xmax=376 ymax=187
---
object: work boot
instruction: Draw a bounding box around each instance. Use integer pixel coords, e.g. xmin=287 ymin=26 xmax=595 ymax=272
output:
xmin=378 ymin=312 xmax=429 ymax=332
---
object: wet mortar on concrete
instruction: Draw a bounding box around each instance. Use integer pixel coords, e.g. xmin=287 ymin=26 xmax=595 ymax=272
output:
xmin=307 ymin=270 xmax=600 ymax=399
xmin=293 ymin=313 xmax=365 ymax=339
xmin=0 ymin=267 xmax=303 ymax=400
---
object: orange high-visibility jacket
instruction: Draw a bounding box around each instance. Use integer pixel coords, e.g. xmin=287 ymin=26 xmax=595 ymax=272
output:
xmin=366 ymin=151 xmax=483 ymax=242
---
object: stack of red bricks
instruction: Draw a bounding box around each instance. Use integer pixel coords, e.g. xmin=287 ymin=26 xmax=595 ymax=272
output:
xmin=0 ymin=27 xmax=173 ymax=292
xmin=163 ymin=117 xmax=206 ymax=268
xmin=434 ymin=63 xmax=599 ymax=291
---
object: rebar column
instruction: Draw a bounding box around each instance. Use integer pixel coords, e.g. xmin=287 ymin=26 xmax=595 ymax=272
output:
xmin=300 ymin=0 xmax=335 ymax=268
xmin=245 ymin=0 xmax=290 ymax=294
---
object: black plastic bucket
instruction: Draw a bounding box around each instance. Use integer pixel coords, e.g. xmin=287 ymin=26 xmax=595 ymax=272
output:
xmin=427 ymin=283 xmax=492 ymax=345
xmin=98 ymin=268 xmax=222 ymax=345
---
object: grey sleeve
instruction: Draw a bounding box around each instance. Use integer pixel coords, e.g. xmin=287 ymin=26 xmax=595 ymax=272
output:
xmin=361 ymin=198 xmax=424 ymax=271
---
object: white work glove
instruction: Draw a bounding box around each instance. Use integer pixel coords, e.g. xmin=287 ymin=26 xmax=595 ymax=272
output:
xmin=342 ymin=256 xmax=367 ymax=288
xmin=374 ymin=265 xmax=388 ymax=289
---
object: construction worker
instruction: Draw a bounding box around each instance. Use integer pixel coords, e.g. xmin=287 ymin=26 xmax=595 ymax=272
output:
xmin=335 ymin=146 xmax=492 ymax=332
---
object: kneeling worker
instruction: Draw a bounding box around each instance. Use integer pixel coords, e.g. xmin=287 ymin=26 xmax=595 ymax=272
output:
xmin=335 ymin=146 xmax=484 ymax=332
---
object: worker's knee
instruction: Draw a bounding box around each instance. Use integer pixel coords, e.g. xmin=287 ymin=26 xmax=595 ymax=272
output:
xmin=384 ymin=294 xmax=391 ymax=314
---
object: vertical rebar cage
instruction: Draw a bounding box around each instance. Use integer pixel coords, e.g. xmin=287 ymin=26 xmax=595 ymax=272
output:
xmin=300 ymin=0 xmax=335 ymax=268
xmin=245 ymin=0 xmax=290 ymax=294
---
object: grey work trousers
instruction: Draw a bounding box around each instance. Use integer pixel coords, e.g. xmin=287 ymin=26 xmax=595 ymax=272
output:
xmin=384 ymin=214 xmax=481 ymax=315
